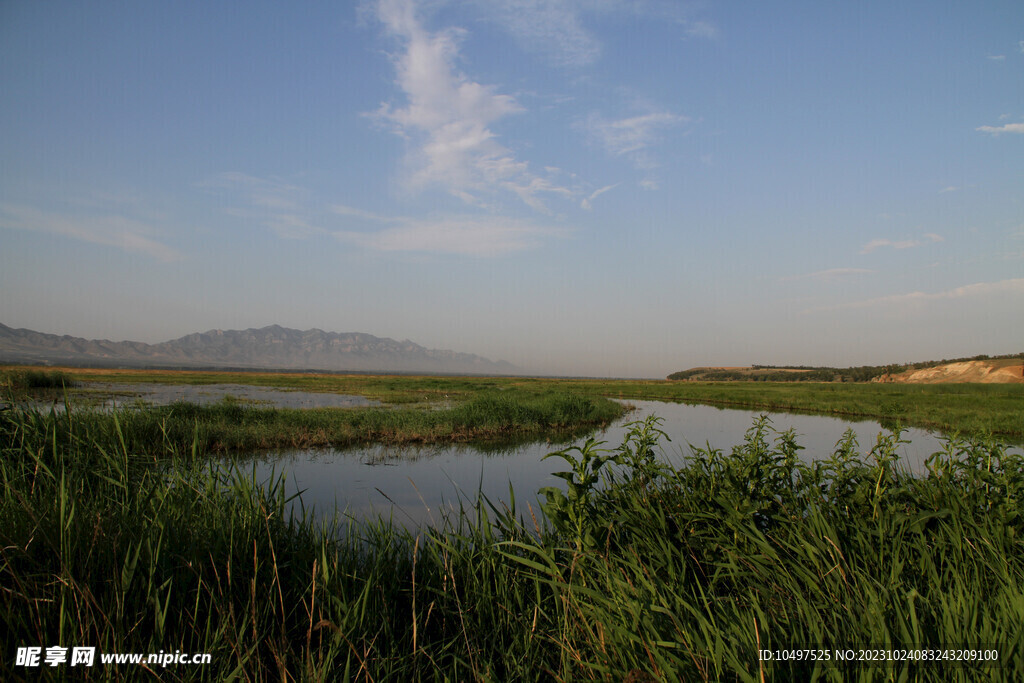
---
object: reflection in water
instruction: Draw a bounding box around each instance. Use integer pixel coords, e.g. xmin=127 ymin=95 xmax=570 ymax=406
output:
xmin=245 ymin=400 xmax=1023 ymax=528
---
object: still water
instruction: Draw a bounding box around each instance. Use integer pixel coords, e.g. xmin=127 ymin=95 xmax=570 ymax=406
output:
xmin=245 ymin=400 xmax=1021 ymax=527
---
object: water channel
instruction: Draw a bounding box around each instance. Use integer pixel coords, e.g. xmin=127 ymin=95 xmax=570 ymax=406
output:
xmin=239 ymin=399 xmax=1022 ymax=528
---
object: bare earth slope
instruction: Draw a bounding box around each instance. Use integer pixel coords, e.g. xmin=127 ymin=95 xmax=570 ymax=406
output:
xmin=878 ymin=359 xmax=1024 ymax=384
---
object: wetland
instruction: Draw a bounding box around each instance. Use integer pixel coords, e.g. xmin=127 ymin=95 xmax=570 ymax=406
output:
xmin=3 ymin=366 xmax=1023 ymax=680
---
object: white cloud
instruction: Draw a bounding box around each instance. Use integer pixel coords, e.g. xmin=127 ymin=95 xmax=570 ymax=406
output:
xmin=860 ymin=233 xmax=943 ymax=254
xmin=0 ymin=203 xmax=182 ymax=262
xmin=334 ymin=215 xmax=567 ymax=256
xmin=780 ymin=268 xmax=873 ymax=283
xmin=987 ymin=54 xmax=1006 ymax=61
xmin=370 ymin=0 xmax=572 ymax=212
xmin=976 ymin=122 xmax=1024 ymax=135
xmin=939 ymin=186 xmax=959 ymax=193
xmin=580 ymin=184 xmax=617 ymax=210
xmin=507 ymin=176 xmax=576 ymax=213
xmin=812 ymin=278 xmax=1024 ymax=313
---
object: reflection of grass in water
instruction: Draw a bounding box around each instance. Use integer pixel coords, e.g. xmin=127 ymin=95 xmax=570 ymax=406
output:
xmin=223 ymin=430 xmax=579 ymax=473
xmin=3 ymin=407 xmax=1021 ymax=680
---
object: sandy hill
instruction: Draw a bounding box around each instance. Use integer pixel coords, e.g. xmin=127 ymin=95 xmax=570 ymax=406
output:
xmin=877 ymin=359 xmax=1024 ymax=384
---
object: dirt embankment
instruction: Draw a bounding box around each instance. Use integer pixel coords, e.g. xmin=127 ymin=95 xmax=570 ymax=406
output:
xmin=876 ymin=360 xmax=1024 ymax=384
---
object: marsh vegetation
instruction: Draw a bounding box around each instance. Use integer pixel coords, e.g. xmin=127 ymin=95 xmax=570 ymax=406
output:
xmin=2 ymin=397 xmax=1022 ymax=680
xmin=4 ymin=366 xmax=1023 ymax=440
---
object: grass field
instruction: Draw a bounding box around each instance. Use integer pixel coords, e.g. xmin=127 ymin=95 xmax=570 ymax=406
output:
xmin=2 ymin=407 xmax=1021 ymax=681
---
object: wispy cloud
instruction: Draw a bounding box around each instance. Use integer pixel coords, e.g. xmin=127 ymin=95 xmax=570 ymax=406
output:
xmin=208 ymin=172 xmax=567 ymax=256
xmin=204 ymin=173 xmax=323 ymax=238
xmin=206 ymin=172 xmax=308 ymax=210
xmin=470 ymin=0 xmax=599 ymax=67
xmin=369 ymin=0 xmax=572 ymax=212
xmin=810 ymin=278 xmax=1024 ymax=313
xmin=0 ymin=203 xmax=182 ymax=262
xmin=334 ymin=215 xmax=567 ymax=256
xmin=581 ymin=112 xmax=685 ymax=156
xmin=780 ymin=268 xmax=873 ymax=283
xmin=987 ymin=54 xmax=1006 ymax=61
xmin=466 ymin=0 xmax=717 ymax=67
xmin=860 ymin=233 xmax=943 ymax=254
xmin=579 ymin=111 xmax=686 ymax=169
xmin=329 ymin=204 xmax=393 ymax=222
xmin=976 ymin=122 xmax=1024 ymax=135
xmin=939 ymin=185 xmax=959 ymax=193
xmin=684 ymin=20 xmax=718 ymax=39
xmin=580 ymin=184 xmax=617 ymax=210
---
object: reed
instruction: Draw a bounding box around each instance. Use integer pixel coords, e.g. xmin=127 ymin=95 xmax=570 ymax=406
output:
xmin=0 ymin=389 xmax=623 ymax=457
xmin=1 ymin=367 xmax=80 ymax=391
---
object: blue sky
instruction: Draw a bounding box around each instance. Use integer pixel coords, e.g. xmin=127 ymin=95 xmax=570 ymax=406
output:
xmin=1 ymin=0 xmax=1021 ymax=378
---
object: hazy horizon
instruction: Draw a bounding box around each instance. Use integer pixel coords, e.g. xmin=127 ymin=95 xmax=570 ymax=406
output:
xmin=2 ymin=1 xmax=1022 ymax=378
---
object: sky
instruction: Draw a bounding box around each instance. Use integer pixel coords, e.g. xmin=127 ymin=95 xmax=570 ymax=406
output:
xmin=1 ymin=0 xmax=1022 ymax=378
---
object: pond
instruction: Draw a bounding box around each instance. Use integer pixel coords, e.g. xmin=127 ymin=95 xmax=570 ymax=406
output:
xmin=243 ymin=400 xmax=1023 ymax=528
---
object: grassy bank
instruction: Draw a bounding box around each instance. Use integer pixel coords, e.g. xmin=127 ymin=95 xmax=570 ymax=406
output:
xmin=2 ymin=407 xmax=1022 ymax=680
xmin=0 ymin=391 xmax=623 ymax=454
xmin=548 ymin=379 xmax=1024 ymax=441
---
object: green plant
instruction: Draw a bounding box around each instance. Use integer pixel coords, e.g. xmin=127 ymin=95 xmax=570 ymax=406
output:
xmin=612 ymin=415 xmax=671 ymax=483
xmin=538 ymin=437 xmax=618 ymax=550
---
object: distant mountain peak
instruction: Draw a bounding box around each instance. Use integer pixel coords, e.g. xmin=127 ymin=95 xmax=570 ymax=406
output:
xmin=0 ymin=323 xmax=518 ymax=375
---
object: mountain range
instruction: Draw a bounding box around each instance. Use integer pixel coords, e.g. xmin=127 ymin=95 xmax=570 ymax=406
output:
xmin=0 ymin=323 xmax=518 ymax=375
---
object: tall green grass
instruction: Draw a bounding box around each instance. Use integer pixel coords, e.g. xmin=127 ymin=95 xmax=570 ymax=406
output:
xmin=511 ymin=418 xmax=1024 ymax=680
xmin=0 ymin=390 xmax=623 ymax=456
xmin=1 ymin=368 xmax=80 ymax=392
xmin=2 ymin=406 xmax=1021 ymax=680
